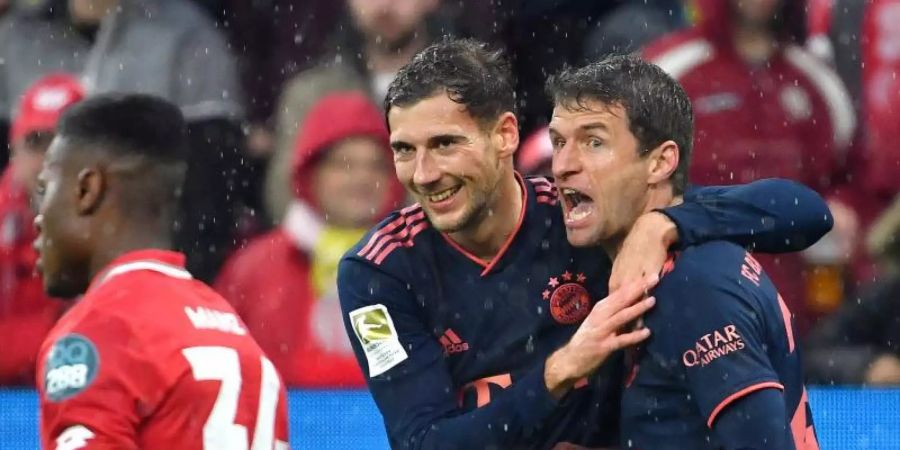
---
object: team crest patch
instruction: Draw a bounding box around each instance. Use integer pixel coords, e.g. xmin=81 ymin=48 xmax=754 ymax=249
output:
xmin=349 ymin=304 xmax=408 ymax=377
xmin=44 ymin=334 xmax=100 ymax=402
xmin=542 ymin=271 xmax=591 ymax=324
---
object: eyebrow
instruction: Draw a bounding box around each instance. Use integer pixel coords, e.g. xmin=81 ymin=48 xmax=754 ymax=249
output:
xmin=390 ymin=140 xmax=414 ymax=151
xmin=579 ymin=122 xmax=610 ymax=132
xmin=426 ymin=134 xmax=466 ymax=148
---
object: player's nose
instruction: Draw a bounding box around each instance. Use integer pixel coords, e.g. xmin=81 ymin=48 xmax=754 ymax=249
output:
xmin=412 ymin=149 xmax=442 ymax=187
xmin=552 ymin=140 xmax=581 ymax=181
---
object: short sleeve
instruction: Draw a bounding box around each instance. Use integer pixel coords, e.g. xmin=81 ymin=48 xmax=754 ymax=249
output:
xmin=651 ymin=255 xmax=782 ymax=428
xmin=38 ymin=313 xmax=163 ymax=449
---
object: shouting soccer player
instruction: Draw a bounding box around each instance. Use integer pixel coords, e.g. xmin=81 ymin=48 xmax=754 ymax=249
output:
xmin=338 ymin=38 xmax=831 ymax=449
xmin=548 ymin=56 xmax=818 ymax=449
xmin=33 ymin=95 xmax=290 ymax=449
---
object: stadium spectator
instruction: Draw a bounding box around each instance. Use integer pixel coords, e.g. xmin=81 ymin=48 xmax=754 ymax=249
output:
xmin=216 ymin=92 xmax=404 ymax=388
xmin=804 ymin=195 xmax=900 ymax=385
xmin=644 ymin=0 xmax=859 ymax=335
xmin=0 ymin=74 xmax=82 ymax=385
xmin=265 ymin=0 xmax=442 ymax=222
xmin=0 ymin=0 xmax=247 ymax=282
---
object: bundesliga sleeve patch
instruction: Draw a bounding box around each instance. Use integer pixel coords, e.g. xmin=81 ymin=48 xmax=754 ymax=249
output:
xmin=349 ymin=304 xmax=408 ymax=377
xmin=43 ymin=334 xmax=100 ymax=402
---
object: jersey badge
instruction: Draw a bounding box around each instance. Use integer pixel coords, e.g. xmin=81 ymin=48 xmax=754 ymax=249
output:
xmin=542 ymin=271 xmax=591 ymax=324
xmin=349 ymin=304 xmax=408 ymax=377
xmin=43 ymin=334 xmax=100 ymax=402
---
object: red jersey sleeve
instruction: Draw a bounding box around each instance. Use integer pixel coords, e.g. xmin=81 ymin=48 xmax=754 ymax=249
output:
xmin=37 ymin=311 xmax=164 ymax=450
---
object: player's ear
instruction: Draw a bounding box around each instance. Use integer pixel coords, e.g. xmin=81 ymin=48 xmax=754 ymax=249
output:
xmin=646 ymin=140 xmax=679 ymax=186
xmin=75 ymin=166 xmax=106 ymax=215
xmin=492 ymin=111 xmax=520 ymax=160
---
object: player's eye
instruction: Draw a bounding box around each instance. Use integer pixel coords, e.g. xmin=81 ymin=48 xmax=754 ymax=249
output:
xmin=552 ymin=137 xmax=565 ymax=151
xmin=434 ymin=137 xmax=456 ymax=150
xmin=587 ymin=137 xmax=604 ymax=150
xmin=392 ymin=145 xmax=416 ymax=158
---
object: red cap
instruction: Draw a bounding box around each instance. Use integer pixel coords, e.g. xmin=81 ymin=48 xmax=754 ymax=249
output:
xmin=10 ymin=73 xmax=85 ymax=144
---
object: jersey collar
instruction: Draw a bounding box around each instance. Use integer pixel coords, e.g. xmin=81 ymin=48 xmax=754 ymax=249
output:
xmin=440 ymin=172 xmax=529 ymax=277
xmin=88 ymin=249 xmax=191 ymax=292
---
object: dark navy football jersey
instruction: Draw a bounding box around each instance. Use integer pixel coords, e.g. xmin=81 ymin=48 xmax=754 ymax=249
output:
xmin=338 ymin=176 xmax=830 ymax=450
xmin=621 ymin=241 xmax=819 ymax=450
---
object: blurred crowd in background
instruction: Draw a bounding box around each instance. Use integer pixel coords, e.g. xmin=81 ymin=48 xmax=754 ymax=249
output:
xmin=0 ymin=0 xmax=898 ymax=389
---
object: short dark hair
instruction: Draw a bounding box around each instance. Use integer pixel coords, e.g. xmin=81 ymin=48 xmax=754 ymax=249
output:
xmin=385 ymin=38 xmax=516 ymax=128
xmin=57 ymin=94 xmax=188 ymax=220
xmin=57 ymin=93 xmax=188 ymax=163
xmin=546 ymin=55 xmax=693 ymax=194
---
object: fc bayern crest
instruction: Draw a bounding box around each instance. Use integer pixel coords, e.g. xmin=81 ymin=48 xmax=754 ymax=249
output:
xmin=541 ymin=271 xmax=591 ymax=324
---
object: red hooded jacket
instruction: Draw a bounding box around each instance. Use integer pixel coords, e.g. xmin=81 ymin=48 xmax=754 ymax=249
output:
xmin=644 ymin=0 xmax=857 ymax=334
xmin=215 ymin=92 xmax=404 ymax=387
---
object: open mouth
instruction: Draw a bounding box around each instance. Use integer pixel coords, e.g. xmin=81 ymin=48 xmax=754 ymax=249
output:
xmin=425 ymin=185 xmax=462 ymax=204
xmin=561 ymin=187 xmax=594 ymax=224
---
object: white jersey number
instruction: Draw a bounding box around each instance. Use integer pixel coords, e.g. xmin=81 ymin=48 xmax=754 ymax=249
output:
xmin=182 ymin=346 xmax=285 ymax=450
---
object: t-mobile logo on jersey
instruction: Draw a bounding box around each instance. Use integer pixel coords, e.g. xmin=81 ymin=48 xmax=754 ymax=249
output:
xmin=681 ymin=325 xmax=746 ymax=368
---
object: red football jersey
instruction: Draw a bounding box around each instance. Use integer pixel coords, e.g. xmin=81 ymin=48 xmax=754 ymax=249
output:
xmin=36 ymin=249 xmax=290 ymax=450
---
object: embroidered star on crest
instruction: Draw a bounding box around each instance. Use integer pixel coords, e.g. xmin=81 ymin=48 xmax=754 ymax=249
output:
xmin=562 ymin=271 xmax=573 ymax=281
xmin=548 ymin=277 xmax=560 ymax=288
xmin=542 ymin=289 xmax=551 ymax=300
xmin=577 ymin=273 xmax=586 ymax=283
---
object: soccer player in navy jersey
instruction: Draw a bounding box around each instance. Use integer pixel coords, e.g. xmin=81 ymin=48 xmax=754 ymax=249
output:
xmin=338 ymin=38 xmax=831 ymax=450
xmin=548 ymin=55 xmax=819 ymax=450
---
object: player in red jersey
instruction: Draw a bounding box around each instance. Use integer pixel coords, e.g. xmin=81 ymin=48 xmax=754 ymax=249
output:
xmin=32 ymin=94 xmax=290 ymax=450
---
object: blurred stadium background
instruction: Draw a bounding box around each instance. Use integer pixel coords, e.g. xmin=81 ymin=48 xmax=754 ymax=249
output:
xmin=1 ymin=0 xmax=899 ymax=448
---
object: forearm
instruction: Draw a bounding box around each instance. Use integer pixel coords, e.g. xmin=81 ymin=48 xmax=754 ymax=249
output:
xmin=662 ymin=179 xmax=833 ymax=252
xmin=393 ymin=362 xmax=559 ymax=449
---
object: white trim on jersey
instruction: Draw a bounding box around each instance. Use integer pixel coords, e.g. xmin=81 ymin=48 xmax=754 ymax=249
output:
xmin=649 ymin=39 xmax=716 ymax=80
xmin=99 ymin=260 xmax=193 ymax=286
xmin=783 ymin=45 xmax=857 ymax=152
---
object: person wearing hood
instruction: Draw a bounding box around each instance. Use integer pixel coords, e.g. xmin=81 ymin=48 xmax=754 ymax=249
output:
xmin=643 ymin=0 xmax=860 ymax=335
xmin=0 ymin=73 xmax=82 ymax=385
xmin=215 ymin=92 xmax=405 ymax=388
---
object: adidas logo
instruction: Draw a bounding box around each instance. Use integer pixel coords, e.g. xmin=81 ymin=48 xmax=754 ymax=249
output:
xmin=439 ymin=329 xmax=469 ymax=355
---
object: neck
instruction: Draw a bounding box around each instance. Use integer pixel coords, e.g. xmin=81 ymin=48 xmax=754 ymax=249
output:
xmin=88 ymin=226 xmax=172 ymax=282
xmin=365 ymin=28 xmax=429 ymax=73
xmin=604 ymin=185 xmax=676 ymax=261
xmin=448 ymin=171 xmax=523 ymax=262
xmin=733 ymin=23 xmax=777 ymax=64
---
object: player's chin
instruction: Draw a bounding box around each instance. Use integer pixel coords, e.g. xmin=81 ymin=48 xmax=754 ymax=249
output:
xmin=564 ymin=227 xmax=599 ymax=248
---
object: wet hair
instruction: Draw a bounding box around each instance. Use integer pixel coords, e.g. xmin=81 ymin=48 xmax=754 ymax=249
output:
xmin=546 ymin=55 xmax=693 ymax=195
xmin=385 ymin=38 xmax=516 ymax=128
xmin=56 ymin=93 xmax=188 ymax=220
